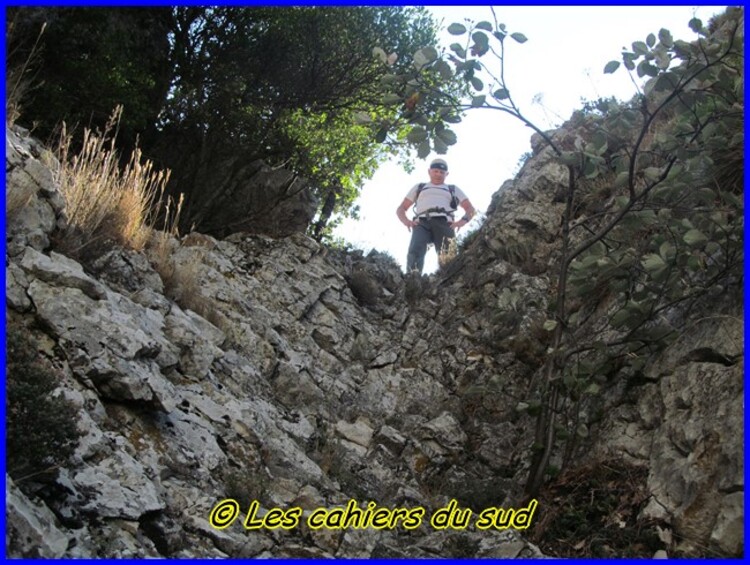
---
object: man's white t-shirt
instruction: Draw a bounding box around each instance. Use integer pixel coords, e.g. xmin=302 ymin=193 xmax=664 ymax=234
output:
xmin=405 ymin=183 xmax=467 ymax=218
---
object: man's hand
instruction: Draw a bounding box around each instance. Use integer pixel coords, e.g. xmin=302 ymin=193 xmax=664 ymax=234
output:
xmin=397 ymin=197 xmax=417 ymax=230
xmin=450 ymin=218 xmax=469 ymax=231
xmin=402 ymin=218 xmax=418 ymax=231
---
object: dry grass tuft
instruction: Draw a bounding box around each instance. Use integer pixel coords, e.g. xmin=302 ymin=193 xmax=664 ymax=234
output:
xmin=5 ymin=19 xmax=46 ymax=127
xmin=54 ymin=106 xmax=172 ymax=256
xmin=146 ymin=191 xmax=184 ymax=277
xmin=438 ymin=237 xmax=458 ymax=269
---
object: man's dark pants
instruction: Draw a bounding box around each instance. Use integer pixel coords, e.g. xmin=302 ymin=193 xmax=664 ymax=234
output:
xmin=406 ymin=217 xmax=455 ymax=273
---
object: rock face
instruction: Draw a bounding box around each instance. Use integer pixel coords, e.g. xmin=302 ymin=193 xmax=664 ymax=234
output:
xmin=182 ymin=157 xmax=317 ymax=239
xmin=5 ymin=115 xmax=743 ymax=558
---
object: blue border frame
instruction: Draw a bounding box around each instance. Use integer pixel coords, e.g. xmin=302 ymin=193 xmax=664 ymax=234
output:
xmin=2 ymin=3 xmax=745 ymax=563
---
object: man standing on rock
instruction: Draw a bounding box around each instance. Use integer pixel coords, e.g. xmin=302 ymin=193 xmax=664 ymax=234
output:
xmin=396 ymin=158 xmax=476 ymax=274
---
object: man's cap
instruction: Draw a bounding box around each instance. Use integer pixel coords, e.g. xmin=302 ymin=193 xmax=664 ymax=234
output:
xmin=430 ymin=158 xmax=448 ymax=171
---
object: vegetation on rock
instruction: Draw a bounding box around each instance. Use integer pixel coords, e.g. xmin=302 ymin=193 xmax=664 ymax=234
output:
xmin=6 ymin=6 xmax=441 ymax=239
xmin=372 ymin=7 xmax=743 ymax=497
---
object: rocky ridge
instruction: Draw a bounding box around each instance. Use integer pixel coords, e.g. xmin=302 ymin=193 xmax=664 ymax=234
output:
xmin=5 ymin=112 xmax=742 ymax=558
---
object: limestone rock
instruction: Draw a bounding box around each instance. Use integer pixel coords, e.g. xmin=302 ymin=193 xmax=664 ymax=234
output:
xmin=5 ymin=94 xmax=742 ymax=559
xmin=6 ymin=125 xmax=66 ymax=255
xmin=5 ymin=475 xmax=70 ymax=558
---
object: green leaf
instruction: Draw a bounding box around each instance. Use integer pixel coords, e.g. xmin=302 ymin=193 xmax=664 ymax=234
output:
xmin=614 ymin=171 xmax=630 ymax=188
xmin=492 ymin=88 xmax=510 ymax=100
xmin=652 ymin=73 xmax=673 ymax=91
xmin=447 ymin=22 xmax=467 ymax=35
xmin=353 ymin=111 xmax=371 ymax=125
xmin=696 ymin=187 xmax=717 ymax=204
xmin=372 ymin=47 xmax=387 ymax=63
xmin=653 ymin=47 xmax=671 ymax=70
xmin=686 ymin=256 xmax=703 ymax=271
xmin=610 ymin=309 xmax=630 ymax=328
xmin=475 ymin=21 xmax=493 ymax=32
xmin=543 ymin=319 xmax=558 ymax=331
xmin=604 ymin=60 xmax=621 ymax=74
xmin=510 ymin=32 xmax=528 ymax=43
xmin=659 ymin=242 xmax=675 ymax=261
xmin=632 ymin=40 xmax=648 ymax=55
xmin=658 ymin=28 xmax=673 ymax=47
xmin=590 ymin=131 xmax=608 ymax=155
xmin=688 ymin=17 xmax=703 ymax=33
xmin=470 ymin=76 xmax=484 ymax=91
xmin=568 ymin=312 xmax=579 ymax=327
xmin=375 ymin=127 xmax=388 ymax=143
xmin=646 ymin=33 xmax=656 ymax=48
xmin=417 ymin=140 xmax=431 ymax=158
xmin=637 ymin=60 xmax=659 ymax=78
xmin=436 ymin=128 xmax=457 ymax=145
xmin=643 ymin=167 xmax=662 ymax=181
xmin=642 ymin=253 xmax=666 ymax=272
xmin=413 ymin=47 xmax=438 ymax=68
xmin=625 ymin=51 xmax=639 ymax=67
xmin=589 ymin=241 xmax=607 ymax=257
xmin=472 ymin=30 xmax=489 ymax=47
xmin=450 ymin=43 xmax=467 ymax=59
xmin=407 ymin=126 xmax=428 ymax=143
xmin=584 ymin=382 xmax=601 ymax=395
xmin=576 ymin=423 xmax=589 ymax=438
xmin=434 ymin=136 xmax=448 ymax=154
xmin=434 ymin=60 xmax=453 ymax=80
xmin=471 ymin=94 xmax=486 ymax=107
xmin=559 ymin=151 xmax=579 ymax=166
xmin=382 ymin=93 xmax=402 ymax=105
xmin=683 ymin=229 xmax=708 ymax=247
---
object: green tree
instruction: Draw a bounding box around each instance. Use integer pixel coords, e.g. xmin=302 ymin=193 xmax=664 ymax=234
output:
xmin=7 ymin=7 xmax=440 ymax=237
xmin=6 ymin=323 xmax=81 ymax=481
xmin=374 ymin=7 xmax=743 ymax=497
xmin=6 ymin=7 xmax=172 ymax=152
xmin=151 ymin=6 xmax=440 ymax=235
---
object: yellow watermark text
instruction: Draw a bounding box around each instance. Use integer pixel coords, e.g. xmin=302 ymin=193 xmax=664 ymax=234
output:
xmin=208 ymin=498 xmax=539 ymax=532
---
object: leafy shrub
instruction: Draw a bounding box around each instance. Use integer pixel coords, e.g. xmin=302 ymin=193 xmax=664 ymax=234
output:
xmin=5 ymin=324 xmax=81 ymax=480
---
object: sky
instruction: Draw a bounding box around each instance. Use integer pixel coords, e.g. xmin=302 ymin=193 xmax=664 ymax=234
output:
xmin=332 ymin=5 xmax=730 ymax=274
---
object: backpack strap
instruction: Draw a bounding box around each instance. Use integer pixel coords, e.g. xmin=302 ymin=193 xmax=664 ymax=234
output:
xmin=448 ymin=184 xmax=457 ymax=210
xmin=413 ymin=183 xmax=460 ymax=217
xmin=412 ymin=183 xmax=427 ymax=215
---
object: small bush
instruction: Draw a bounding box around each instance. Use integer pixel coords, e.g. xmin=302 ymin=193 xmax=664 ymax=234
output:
xmin=5 ymin=324 xmax=81 ymax=481
xmin=531 ymin=460 xmax=663 ymax=558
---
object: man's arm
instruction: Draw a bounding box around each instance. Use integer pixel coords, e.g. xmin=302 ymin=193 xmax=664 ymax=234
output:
xmin=397 ymin=198 xmax=417 ymax=230
xmin=450 ymin=199 xmax=477 ymax=230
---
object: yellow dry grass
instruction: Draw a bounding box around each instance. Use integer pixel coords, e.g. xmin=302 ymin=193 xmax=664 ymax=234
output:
xmin=55 ymin=106 xmax=172 ymax=253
